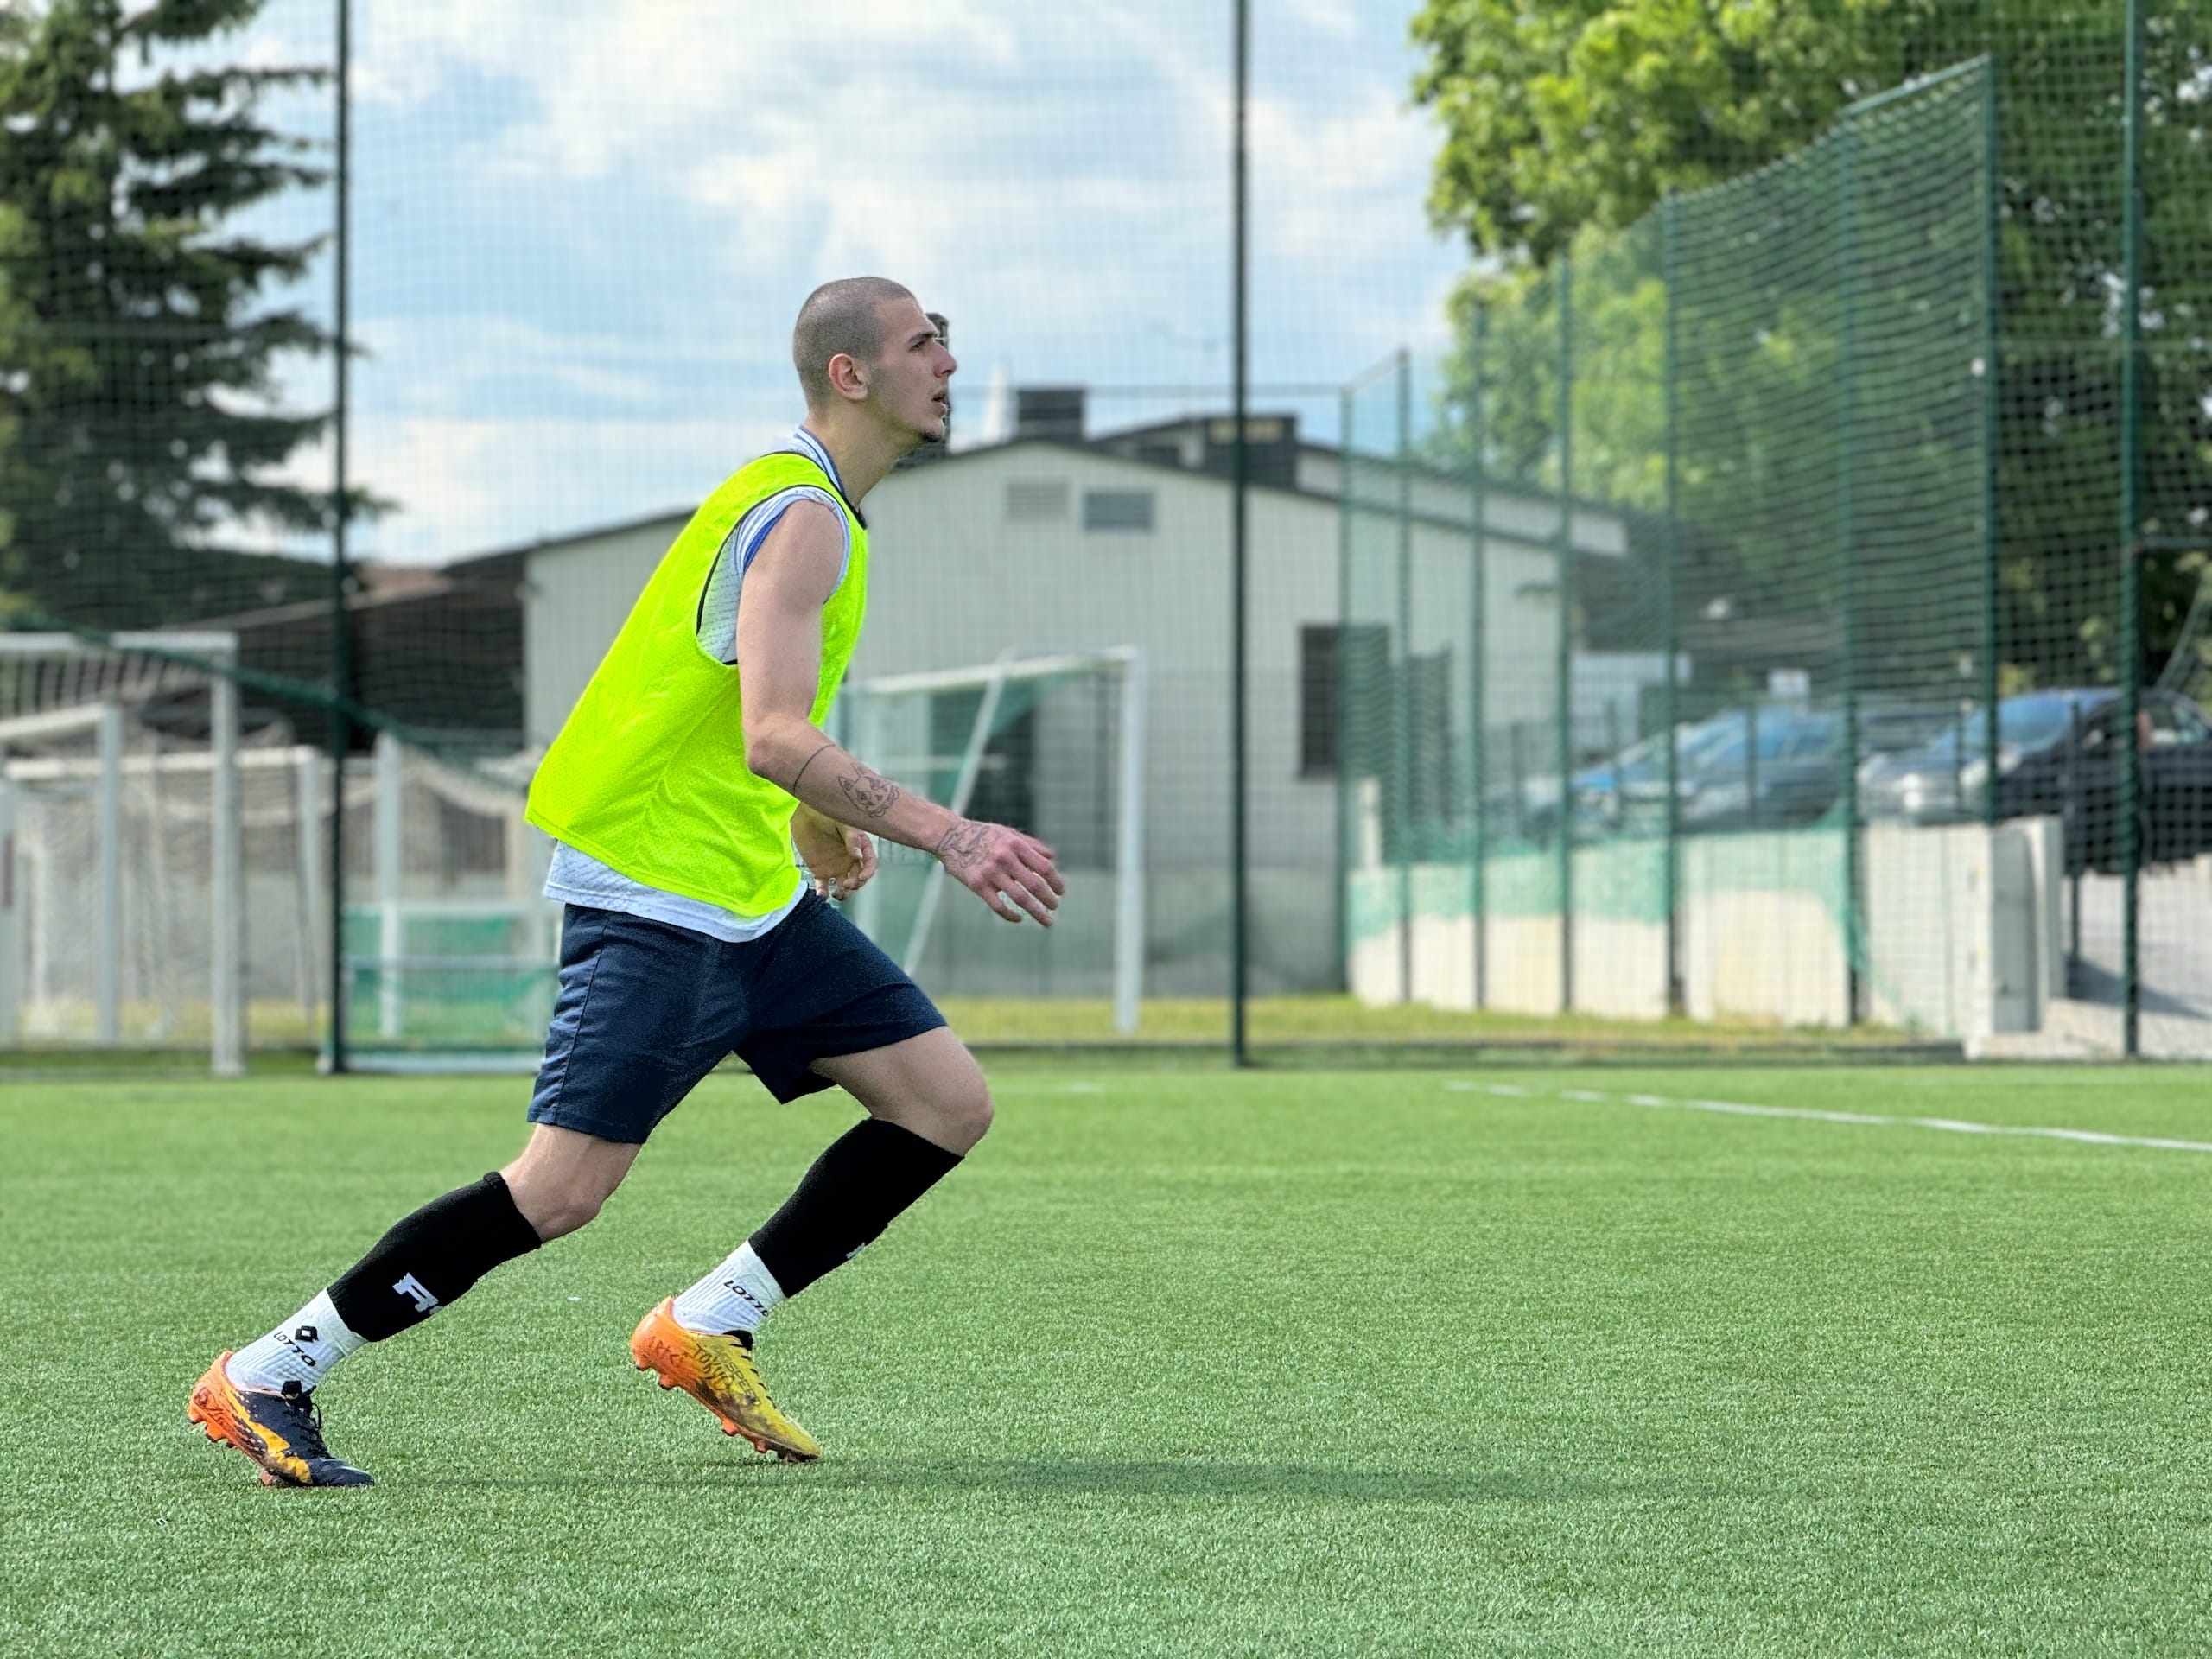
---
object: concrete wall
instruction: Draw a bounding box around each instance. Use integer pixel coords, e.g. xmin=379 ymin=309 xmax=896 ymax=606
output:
xmin=1861 ymin=817 xmax=2060 ymax=1039
xmin=1349 ymin=818 xmax=2065 ymax=1038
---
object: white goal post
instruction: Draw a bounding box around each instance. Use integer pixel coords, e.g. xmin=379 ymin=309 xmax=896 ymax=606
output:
xmin=840 ymin=646 xmax=1147 ymax=1033
xmin=0 ymin=632 xmax=247 ymax=1075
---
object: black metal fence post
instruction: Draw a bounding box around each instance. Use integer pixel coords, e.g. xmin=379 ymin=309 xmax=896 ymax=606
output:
xmin=326 ymin=0 xmax=354 ymax=1075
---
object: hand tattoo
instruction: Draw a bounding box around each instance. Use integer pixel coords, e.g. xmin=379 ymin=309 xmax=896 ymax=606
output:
xmin=837 ymin=767 xmax=901 ymax=820
xmin=934 ymin=821 xmax=992 ymax=871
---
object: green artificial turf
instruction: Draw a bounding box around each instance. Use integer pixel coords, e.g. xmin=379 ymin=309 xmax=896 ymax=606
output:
xmin=3 ymin=1064 xmax=2209 ymax=1656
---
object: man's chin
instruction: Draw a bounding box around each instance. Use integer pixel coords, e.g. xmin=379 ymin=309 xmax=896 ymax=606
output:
xmin=886 ymin=412 xmax=948 ymax=455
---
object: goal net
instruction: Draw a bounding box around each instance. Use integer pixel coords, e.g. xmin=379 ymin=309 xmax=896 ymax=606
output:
xmin=839 ymin=649 xmax=1147 ymax=1032
xmin=335 ymin=735 xmax=556 ymax=1072
xmin=0 ymin=632 xmax=292 ymax=1073
xmin=0 ymin=638 xmax=1149 ymax=1070
xmin=336 ymin=648 xmax=1147 ymax=1065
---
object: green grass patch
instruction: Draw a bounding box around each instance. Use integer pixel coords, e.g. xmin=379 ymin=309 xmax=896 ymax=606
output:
xmin=937 ymin=995 xmax=1934 ymax=1052
xmin=4 ymin=1063 xmax=2209 ymax=1655
xmin=2 ymin=995 xmax=1942 ymax=1084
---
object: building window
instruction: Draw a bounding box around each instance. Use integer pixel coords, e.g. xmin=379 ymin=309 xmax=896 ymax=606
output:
xmin=1082 ymin=489 xmax=1155 ymax=533
xmin=1005 ymin=480 xmax=1069 ymax=523
xmin=1300 ymin=622 xmax=1388 ymax=777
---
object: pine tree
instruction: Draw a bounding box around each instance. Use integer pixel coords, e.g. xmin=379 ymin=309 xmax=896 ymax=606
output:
xmin=0 ymin=0 xmax=346 ymax=631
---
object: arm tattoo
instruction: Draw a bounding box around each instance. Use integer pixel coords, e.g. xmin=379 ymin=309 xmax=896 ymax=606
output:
xmin=788 ymin=741 xmax=836 ymax=795
xmin=934 ymin=821 xmax=992 ymax=870
xmin=837 ymin=767 xmax=901 ymax=820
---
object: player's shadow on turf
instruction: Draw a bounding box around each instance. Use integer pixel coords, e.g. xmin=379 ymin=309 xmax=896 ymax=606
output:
xmin=428 ymin=1456 xmax=1638 ymax=1503
xmin=727 ymin=1457 xmax=1613 ymax=1504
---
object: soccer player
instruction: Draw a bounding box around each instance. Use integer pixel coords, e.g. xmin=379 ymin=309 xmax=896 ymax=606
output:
xmin=188 ymin=277 xmax=1064 ymax=1486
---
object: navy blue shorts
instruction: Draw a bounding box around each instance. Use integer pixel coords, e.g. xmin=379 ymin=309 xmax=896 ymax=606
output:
xmin=525 ymin=893 xmax=948 ymax=1144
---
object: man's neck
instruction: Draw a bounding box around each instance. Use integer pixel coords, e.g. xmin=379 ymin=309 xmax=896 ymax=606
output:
xmin=798 ymin=415 xmax=913 ymax=505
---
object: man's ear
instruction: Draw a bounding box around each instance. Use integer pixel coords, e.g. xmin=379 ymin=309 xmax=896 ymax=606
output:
xmin=827 ymin=351 xmax=868 ymax=401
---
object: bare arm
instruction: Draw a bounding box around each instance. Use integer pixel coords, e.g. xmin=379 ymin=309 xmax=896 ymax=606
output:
xmin=735 ymin=503 xmax=1065 ymax=925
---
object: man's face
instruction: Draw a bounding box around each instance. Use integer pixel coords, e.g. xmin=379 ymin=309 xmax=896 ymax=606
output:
xmin=864 ymin=297 xmax=957 ymax=444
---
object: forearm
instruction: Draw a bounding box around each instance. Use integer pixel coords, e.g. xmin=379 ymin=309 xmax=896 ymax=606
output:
xmin=748 ymin=714 xmax=958 ymax=854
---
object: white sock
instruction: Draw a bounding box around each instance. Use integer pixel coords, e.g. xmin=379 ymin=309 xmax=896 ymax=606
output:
xmin=225 ymin=1290 xmax=366 ymax=1396
xmin=671 ymin=1242 xmax=786 ymax=1336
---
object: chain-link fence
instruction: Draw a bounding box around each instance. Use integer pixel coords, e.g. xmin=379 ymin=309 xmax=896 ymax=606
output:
xmin=1344 ymin=7 xmax=2212 ymax=1058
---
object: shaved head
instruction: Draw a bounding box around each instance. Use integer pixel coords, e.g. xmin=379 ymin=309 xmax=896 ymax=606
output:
xmin=792 ymin=276 xmax=919 ymax=409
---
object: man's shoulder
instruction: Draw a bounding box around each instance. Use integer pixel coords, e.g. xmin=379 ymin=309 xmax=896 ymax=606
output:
xmin=754 ymin=493 xmax=845 ymax=545
xmin=742 ymin=492 xmax=848 ymax=599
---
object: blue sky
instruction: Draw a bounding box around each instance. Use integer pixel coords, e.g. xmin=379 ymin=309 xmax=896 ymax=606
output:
xmin=240 ymin=1 xmax=1468 ymax=563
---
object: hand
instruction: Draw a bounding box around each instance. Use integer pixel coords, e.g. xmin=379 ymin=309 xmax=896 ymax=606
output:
xmin=933 ymin=819 xmax=1065 ymax=925
xmin=793 ymin=807 xmax=877 ymax=901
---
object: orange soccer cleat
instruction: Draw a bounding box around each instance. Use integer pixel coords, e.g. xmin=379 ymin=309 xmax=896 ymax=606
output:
xmin=629 ymin=1299 xmax=821 ymax=1462
xmin=187 ymin=1354 xmax=374 ymax=1487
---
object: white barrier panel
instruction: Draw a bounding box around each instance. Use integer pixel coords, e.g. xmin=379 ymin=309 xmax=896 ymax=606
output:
xmin=1350 ymin=817 xmax=2063 ymax=1039
xmin=0 ymin=782 xmax=16 ymax=1045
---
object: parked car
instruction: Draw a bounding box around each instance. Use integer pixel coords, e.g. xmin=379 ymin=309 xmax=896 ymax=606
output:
xmin=1567 ymin=699 xmax=1957 ymax=836
xmin=1486 ymin=715 xmax=1730 ymax=843
xmin=1857 ymin=688 xmax=2212 ymax=870
xmin=1566 ymin=711 xmax=1743 ymax=833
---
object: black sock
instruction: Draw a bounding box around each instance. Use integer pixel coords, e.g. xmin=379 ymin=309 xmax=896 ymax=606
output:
xmin=749 ymin=1119 xmax=963 ymax=1299
xmin=327 ymin=1173 xmax=543 ymax=1342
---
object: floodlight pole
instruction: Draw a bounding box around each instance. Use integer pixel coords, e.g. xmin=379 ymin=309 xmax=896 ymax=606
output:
xmin=1229 ymin=0 xmax=1251 ymax=1065
xmin=327 ymin=0 xmax=354 ymax=1074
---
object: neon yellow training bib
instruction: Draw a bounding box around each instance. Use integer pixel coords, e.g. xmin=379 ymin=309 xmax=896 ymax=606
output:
xmin=524 ymin=449 xmax=868 ymax=918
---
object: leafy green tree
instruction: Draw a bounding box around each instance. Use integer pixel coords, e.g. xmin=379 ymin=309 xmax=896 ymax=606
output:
xmin=0 ymin=0 xmax=348 ymax=631
xmin=1413 ymin=0 xmax=2212 ymax=690
xmin=1412 ymin=0 xmax=1959 ymax=276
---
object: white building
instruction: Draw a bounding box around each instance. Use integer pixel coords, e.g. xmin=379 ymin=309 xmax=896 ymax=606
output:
xmin=519 ymin=408 xmax=1628 ymax=995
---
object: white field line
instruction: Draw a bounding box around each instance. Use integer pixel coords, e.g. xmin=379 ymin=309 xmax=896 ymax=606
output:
xmin=1441 ymin=1079 xmax=2212 ymax=1155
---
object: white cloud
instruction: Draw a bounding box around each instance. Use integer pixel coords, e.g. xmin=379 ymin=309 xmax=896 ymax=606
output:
xmin=1280 ymin=0 xmax=1364 ymax=37
xmin=271 ymin=0 xmax=1468 ymax=560
xmin=352 ymin=412 xmax=781 ymax=563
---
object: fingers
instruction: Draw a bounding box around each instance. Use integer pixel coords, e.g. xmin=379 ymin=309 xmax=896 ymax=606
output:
xmin=834 ymin=835 xmax=877 ymax=899
xmin=940 ymin=821 xmax=1065 ymax=925
xmin=995 ymin=872 xmax=1055 ymax=925
xmin=1022 ymin=837 xmax=1066 ymax=896
xmin=957 ymin=861 xmax=1054 ymax=925
xmin=970 ymin=861 xmax=1059 ymax=925
xmin=812 ymin=835 xmax=877 ymax=903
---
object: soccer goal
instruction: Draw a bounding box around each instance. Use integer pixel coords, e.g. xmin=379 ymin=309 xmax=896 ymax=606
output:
xmin=0 ymin=632 xmax=261 ymax=1074
xmin=838 ymin=647 xmax=1147 ymax=1032
xmin=336 ymin=733 xmax=557 ymax=1073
